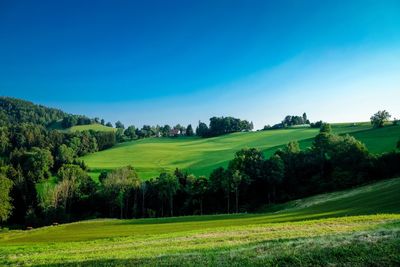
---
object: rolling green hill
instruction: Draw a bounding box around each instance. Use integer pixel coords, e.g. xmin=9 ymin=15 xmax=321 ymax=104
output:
xmin=81 ymin=123 xmax=400 ymax=179
xmin=1 ymin=177 xmax=399 ymax=266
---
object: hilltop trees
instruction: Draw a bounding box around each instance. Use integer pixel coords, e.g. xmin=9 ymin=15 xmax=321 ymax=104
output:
xmin=186 ymin=124 xmax=194 ymax=136
xmin=196 ymin=117 xmax=253 ymax=137
xmin=280 ymin=113 xmax=310 ymax=128
xmin=264 ymin=113 xmax=311 ymax=130
xmin=124 ymin=126 xmax=137 ymax=140
xmin=209 ymin=117 xmax=253 ymax=136
xmin=115 ymin=121 xmax=125 ymax=129
xmin=196 ymin=122 xmax=209 ymax=137
xmin=0 ymin=97 xmax=66 ymax=127
xmin=371 ymin=110 xmax=391 ymax=128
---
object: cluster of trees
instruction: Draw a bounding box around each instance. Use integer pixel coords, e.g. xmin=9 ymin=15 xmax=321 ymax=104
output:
xmin=115 ymin=124 xmax=195 ymax=142
xmin=0 ymin=121 xmax=118 ymax=225
xmin=370 ymin=110 xmax=391 ymax=128
xmin=263 ymin=113 xmax=310 ymax=130
xmin=281 ymin=113 xmax=310 ymax=127
xmin=196 ymin=117 xmax=253 ymax=137
xmin=61 ymin=115 xmax=99 ymax=128
xmin=0 ymin=97 xmax=111 ymax=130
xmin=0 ymin=97 xmax=66 ymax=127
xmin=264 ymin=110 xmax=397 ymax=131
xmin=116 ymin=115 xmax=254 ymax=141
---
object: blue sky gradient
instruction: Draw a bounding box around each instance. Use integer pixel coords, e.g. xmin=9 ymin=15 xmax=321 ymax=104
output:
xmin=1 ymin=0 xmax=399 ymax=128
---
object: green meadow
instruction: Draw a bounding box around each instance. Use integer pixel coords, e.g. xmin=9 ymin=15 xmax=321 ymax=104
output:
xmin=48 ymin=122 xmax=116 ymax=133
xmin=81 ymin=123 xmax=400 ymax=179
xmin=1 ymin=177 xmax=400 ymax=266
xmin=68 ymin=123 xmax=116 ymax=132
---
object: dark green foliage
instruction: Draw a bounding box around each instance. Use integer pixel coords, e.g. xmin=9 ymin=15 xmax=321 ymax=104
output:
xmin=115 ymin=121 xmax=125 ymax=129
xmin=56 ymin=144 xmax=74 ymax=167
xmin=73 ymin=131 xmax=98 ymax=156
xmin=371 ymin=110 xmax=391 ymax=128
xmin=115 ymin=128 xmax=125 ymax=143
xmin=209 ymin=116 xmax=253 ymax=136
xmin=61 ymin=116 xmax=78 ymax=128
xmin=160 ymin=125 xmax=171 ymax=137
xmin=264 ymin=113 xmax=311 ymax=130
xmin=282 ymin=113 xmax=310 ymax=127
xmin=0 ymin=172 xmax=13 ymax=222
xmin=102 ymin=166 xmax=140 ymax=219
xmin=310 ymin=120 xmax=324 ymax=128
xmin=124 ymin=126 xmax=137 ymax=140
xmin=196 ymin=121 xmax=209 ymax=137
xmin=156 ymin=173 xmax=179 ymax=216
xmin=0 ymin=127 xmax=10 ymax=155
xmin=91 ymin=131 xmax=116 ymax=150
xmin=187 ymin=176 xmax=208 ymax=215
xmin=186 ymin=124 xmax=194 ymax=136
xmin=61 ymin=115 xmax=93 ymax=128
xmin=0 ymin=97 xmax=66 ymax=127
xmin=209 ymin=167 xmax=231 ymax=213
xmin=196 ymin=117 xmax=253 ymax=138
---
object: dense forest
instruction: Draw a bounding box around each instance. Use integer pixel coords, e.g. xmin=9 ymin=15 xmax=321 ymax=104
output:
xmin=0 ymin=98 xmax=399 ymax=228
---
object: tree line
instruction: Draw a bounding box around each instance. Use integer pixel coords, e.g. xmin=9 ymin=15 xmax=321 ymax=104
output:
xmin=196 ymin=116 xmax=253 ymax=137
xmin=116 ymin=123 xmax=195 ymax=142
xmin=113 ymin=116 xmax=253 ymax=142
xmin=263 ymin=113 xmax=310 ymax=130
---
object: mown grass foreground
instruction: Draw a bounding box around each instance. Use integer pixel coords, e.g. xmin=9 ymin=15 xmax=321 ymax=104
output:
xmin=1 ymin=178 xmax=399 ymax=266
xmin=82 ymin=123 xmax=400 ymax=179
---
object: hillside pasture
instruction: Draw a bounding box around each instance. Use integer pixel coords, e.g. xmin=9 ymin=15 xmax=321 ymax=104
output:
xmin=81 ymin=123 xmax=400 ymax=179
xmin=1 ymin=177 xmax=399 ymax=266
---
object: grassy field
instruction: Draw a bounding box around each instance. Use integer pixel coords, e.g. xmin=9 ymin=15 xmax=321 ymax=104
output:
xmin=81 ymin=123 xmax=400 ymax=179
xmin=68 ymin=123 xmax=116 ymax=132
xmin=47 ymin=121 xmax=116 ymax=133
xmin=1 ymin=177 xmax=400 ymax=266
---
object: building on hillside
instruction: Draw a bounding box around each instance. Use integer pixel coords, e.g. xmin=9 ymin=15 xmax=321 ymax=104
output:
xmin=169 ymin=128 xmax=181 ymax=136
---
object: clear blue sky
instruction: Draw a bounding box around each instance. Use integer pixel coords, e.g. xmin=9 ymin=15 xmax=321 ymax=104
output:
xmin=1 ymin=0 xmax=399 ymax=128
